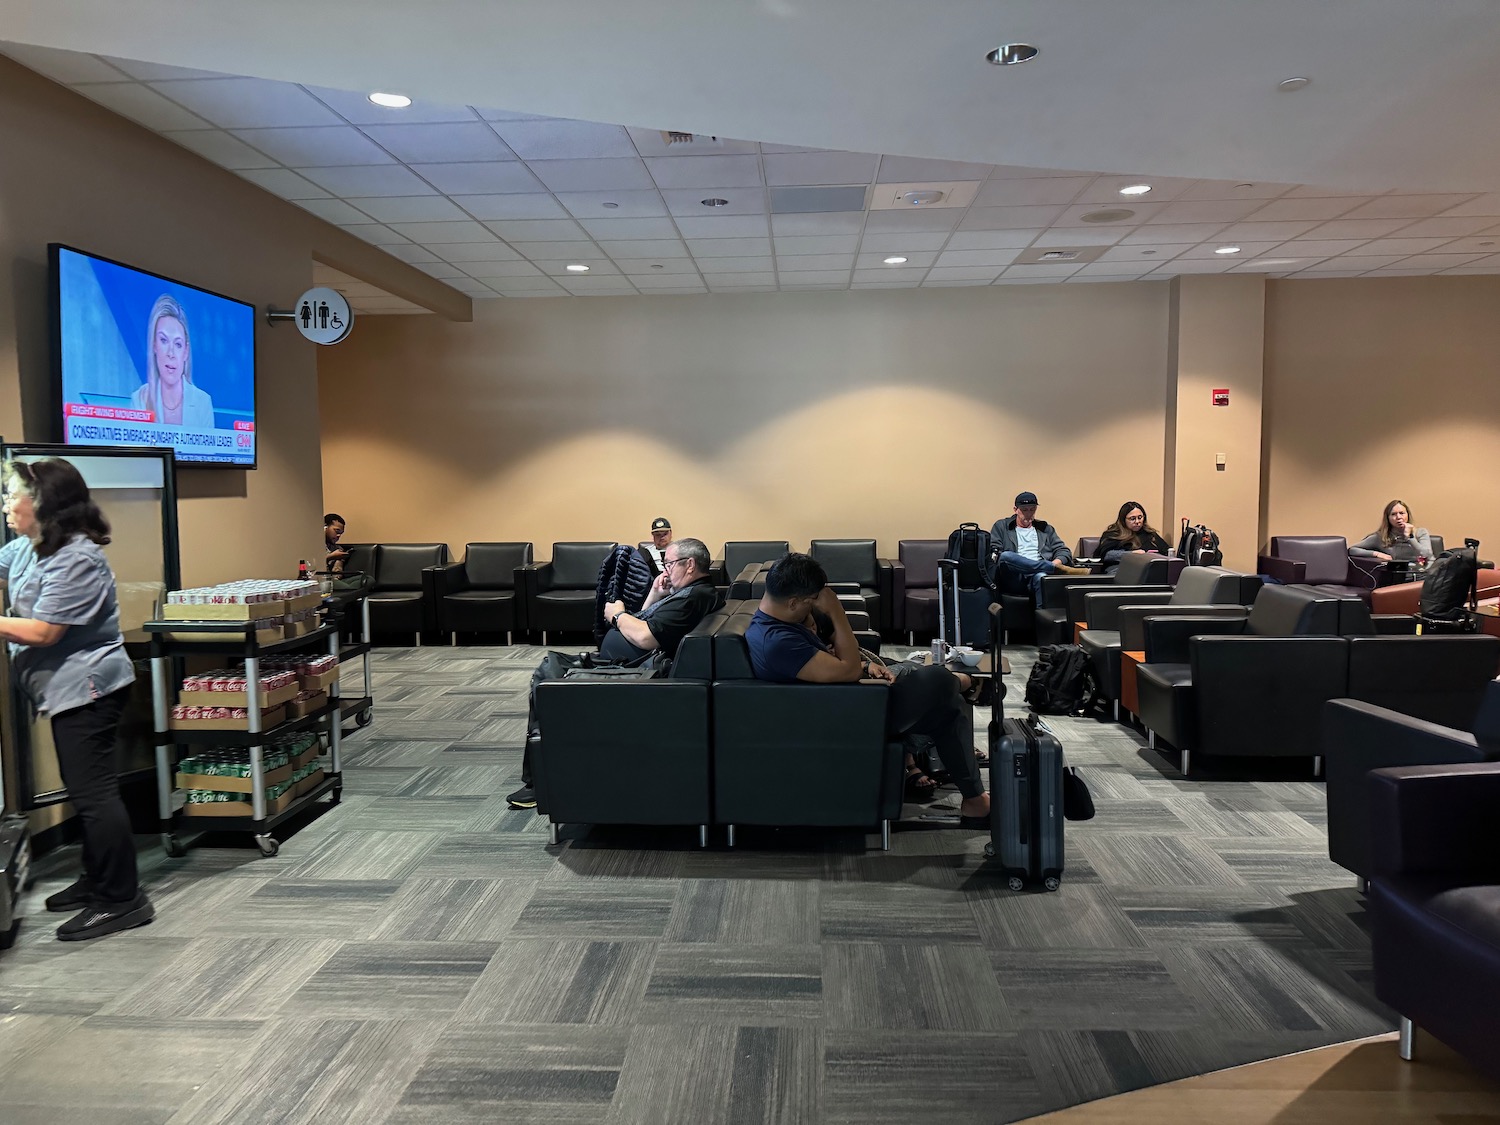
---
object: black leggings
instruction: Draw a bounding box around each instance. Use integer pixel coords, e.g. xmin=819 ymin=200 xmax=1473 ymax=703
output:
xmin=51 ymin=687 xmax=138 ymax=906
xmin=887 ymin=665 xmax=984 ymax=800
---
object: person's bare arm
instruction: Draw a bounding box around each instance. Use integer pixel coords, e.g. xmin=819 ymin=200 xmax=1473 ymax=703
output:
xmin=795 ymin=588 xmax=865 ymax=683
xmin=0 ymin=617 xmax=67 ymax=647
xmin=613 ymin=612 xmax=658 ymax=651
xmin=639 ymin=571 xmax=670 ymax=610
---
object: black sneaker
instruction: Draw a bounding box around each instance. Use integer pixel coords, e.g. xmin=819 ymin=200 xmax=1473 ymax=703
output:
xmin=506 ymin=785 xmax=537 ymax=809
xmin=56 ymin=893 xmax=154 ymax=942
xmin=44 ymin=878 xmax=94 ymax=913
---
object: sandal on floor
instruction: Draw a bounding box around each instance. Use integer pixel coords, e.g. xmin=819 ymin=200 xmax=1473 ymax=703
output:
xmin=905 ymin=767 xmax=940 ymax=802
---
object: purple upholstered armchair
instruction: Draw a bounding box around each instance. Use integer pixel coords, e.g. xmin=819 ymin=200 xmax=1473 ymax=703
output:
xmin=1258 ymin=535 xmax=1384 ymax=603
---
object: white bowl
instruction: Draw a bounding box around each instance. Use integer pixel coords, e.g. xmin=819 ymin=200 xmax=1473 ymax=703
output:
xmin=949 ymin=646 xmax=983 ymax=668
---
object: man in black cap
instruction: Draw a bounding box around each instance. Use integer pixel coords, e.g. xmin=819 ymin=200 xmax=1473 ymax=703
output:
xmin=989 ymin=491 xmax=1088 ymax=604
xmin=640 ymin=517 xmax=673 ymax=577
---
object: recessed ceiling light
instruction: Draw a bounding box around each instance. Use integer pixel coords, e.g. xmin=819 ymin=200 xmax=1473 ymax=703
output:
xmin=1118 ymin=184 xmax=1151 ymax=196
xmin=1214 ymin=246 xmax=1242 ymax=255
xmin=701 ymin=197 xmax=730 ymax=207
xmin=1277 ymin=76 xmax=1310 ymax=92
xmin=601 ymin=201 xmax=619 ymax=209
xmin=367 ymin=92 xmax=411 ymax=108
xmin=565 ymin=263 xmax=590 ymax=272
xmin=1081 ymin=208 xmax=1135 ymax=224
xmin=986 ymin=43 xmax=1038 ymax=66
xmin=883 ymin=256 xmax=908 ymax=265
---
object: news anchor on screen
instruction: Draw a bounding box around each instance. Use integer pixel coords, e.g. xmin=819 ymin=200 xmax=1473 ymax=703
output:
xmin=129 ymin=294 xmax=214 ymax=427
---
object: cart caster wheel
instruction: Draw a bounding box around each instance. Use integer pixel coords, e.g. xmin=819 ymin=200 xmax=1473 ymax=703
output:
xmin=254 ymin=834 xmax=279 ymax=857
xmin=163 ymin=835 xmax=186 ymax=858
xmin=355 ymin=707 xmax=373 ymax=728
xmin=1043 ymin=876 xmax=1061 ymax=892
xmin=983 ymin=842 xmax=995 ymax=859
xmin=1007 ymin=876 xmax=1025 ymax=892
xmin=329 ymin=784 xmax=342 ymax=806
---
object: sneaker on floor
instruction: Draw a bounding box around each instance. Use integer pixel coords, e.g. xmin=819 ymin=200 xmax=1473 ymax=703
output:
xmin=44 ymin=877 xmax=95 ymax=913
xmin=506 ymin=785 xmax=537 ymax=809
xmin=56 ymin=893 xmax=154 ymax=942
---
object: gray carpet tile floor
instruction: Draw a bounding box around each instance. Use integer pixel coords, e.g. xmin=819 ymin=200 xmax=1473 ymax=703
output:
xmin=0 ymin=641 xmax=1393 ymax=1124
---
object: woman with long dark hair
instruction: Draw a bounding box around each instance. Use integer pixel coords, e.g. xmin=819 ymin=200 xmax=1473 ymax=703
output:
xmin=1097 ymin=501 xmax=1171 ymax=571
xmin=0 ymin=458 xmax=151 ymax=941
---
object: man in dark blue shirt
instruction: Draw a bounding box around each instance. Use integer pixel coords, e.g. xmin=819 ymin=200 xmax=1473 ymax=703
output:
xmin=745 ymin=553 xmax=989 ymax=823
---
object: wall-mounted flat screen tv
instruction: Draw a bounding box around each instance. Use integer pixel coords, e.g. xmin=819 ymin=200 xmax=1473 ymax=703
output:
xmin=51 ymin=244 xmax=257 ymax=468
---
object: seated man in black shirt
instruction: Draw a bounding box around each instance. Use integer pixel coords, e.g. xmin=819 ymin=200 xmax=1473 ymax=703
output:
xmin=745 ymin=553 xmax=990 ymax=824
xmin=507 ymin=538 xmax=719 ymax=809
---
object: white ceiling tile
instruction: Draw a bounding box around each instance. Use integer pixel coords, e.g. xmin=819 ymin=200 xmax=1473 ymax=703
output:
xmin=702 ymin=273 xmax=777 ymax=286
xmin=232 ymin=125 xmax=392 ymax=166
xmin=1438 ymin=193 xmax=1500 ymax=218
xmin=684 ymin=237 xmax=771 ymax=257
xmin=1339 ymin=194 xmax=1481 ymax=220
xmin=1390 ymin=216 xmax=1497 ymax=238
xmin=597 ymin=239 xmax=690 ymax=259
xmin=350 ymin=196 xmax=468 ymax=223
xmin=475 ymin=108 xmax=557 ymax=122
xmin=672 ymin=215 xmax=769 ymax=239
xmin=957 ymin=205 xmax=1065 ymax=230
xmin=1070 ymin=175 xmax=1198 ymax=204
xmin=165 ymin=129 xmax=278 ymax=170
xmin=1148 ymin=199 xmax=1267 ymax=224
xmin=1451 ymin=252 xmax=1500 ymax=266
xmin=1067 ymin=272 xmax=1145 ymax=283
xmin=76 ymin=83 xmax=211 ymax=130
xmin=381 ymin=244 xmax=441 ymax=264
xmin=645 ymin=154 xmax=764 ymax=189
xmin=451 ymin=193 xmax=568 ymax=220
xmin=1211 ymin=221 xmax=1321 ymax=241
xmin=1098 ymin=243 xmax=1191 ymax=261
xmin=578 ymin=217 xmax=682 ymax=239
xmin=1439 ymin=266 xmax=1500 ymax=274
xmin=860 ymin=231 xmax=953 ymax=251
xmin=758 ymin=142 xmax=825 ymax=153
xmin=934 ymin=249 xmax=1022 ymax=268
xmin=1121 ymin=224 xmax=1226 ymax=243
xmin=778 ymin=271 xmax=850 ymax=285
xmin=619 ymin=259 xmax=699 ymax=275
xmin=924 ymin=278 xmax=997 ymax=287
xmin=771 ymin=235 xmax=860 ymax=255
xmin=1176 ymin=180 xmax=1293 ymax=201
xmin=555 ymin=189 xmax=667 ymax=218
xmin=509 ymin=241 xmax=606 ymax=259
xmin=559 ymin=278 xmax=638 ymax=293
xmin=972 ymin=177 xmax=1093 ymax=207
xmin=1153 ymin=258 xmax=1237 ymax=274
xmin=1362 ymin=267 xmax=1442 ymax=276
xmin=1271 ymin=238 xmax=1370 ymax=256
xmin=0 ymin=44 xmax=128 ymax=84
xmin=852 ymin=267 xmax=931 ymax=282
xmin=529 ymin=158 xmax=655 ymax=192
xmin=771 ymin=213 xmax=864 ymax=236
xmin=693 ymin=256 xmax=775 ymax=273
xmin=412 ymin=162 xmax=544 ymax=194
xmin=1435 ymin=236 xmax=1500 ymax=254
xmin=495 ymin=290 xmax=567 ymax=298
xmin=294 ymin=198 xmax=373 ymax=225
xmin=436 ymin=243 xmax=523 ymax=262
xmin=855 ymin=251 xmax=937 ymax=268
xmin=1053 ymin=201 xmax=1168 ymax=225
xmin=387 ymin=220 xmax=500 ymax=243
xmin=361 ymin=123 xmax=514 ymax=163
xmin=1175 ymin=240 xmax=1282 ymax=260
xmin=303 ymin=85 xmax=477 ymax=125
xmin=1295 ymin=257 xmax=1395 ymax=271
xmin=631 ymin=273 xmax=709 ymax=288
xmin=236 ymin=168 xmax=330 ymax=198
xmin=851 ymin=281 xmax=919 ymax=288
xmin=531 ymin=258 xmax=622 ymax=276
xmin=415 ymin=263 xmax=471 ymax=280
xmin=1242 ymin=197 xmax=1366 ymax=222
xmin=1281 ymin=184 xmax=1376 ymax=198
xmin=484 ymin=218 xmax=591 ymax=242
xmin=938 ymin=230 xmax=1033 ymax=251
xmin=298 ymin=164 xmax=435 ymax=197
xmin=150 ymin=77 xmax=340 ymax=128
xmin=1030 ymin=226 xmax=1129 ymax=247
xmin=876 ymin=155 xmax=995 ymax=182
xmin=337 ymin=224 xmax=411 ymax=246
xmin=1394 ymin=252 xmax=1487 ymax=268
xmin=1074 ymin=261 xmax=1156 ymax=276
xmin=868 ymin=209 xmax=962 ymax=232
xmin=489 ymin=274 xmax=565 ymax=289
xmin=1296 ymin=218 xmax=1409 ymax=240
xmin=925 ymin=266 xmax=1005 ymax=281
xmin=1346 ymin=236 xmax=1451 ymax=255
xmin=490 ymin=119 xmax=637 ymax=159
xmin=986 ymin=164 xmax=1095 ymax=180
xmin=762 ymin=151 xmax=879 ymax=186
xmin=662 ymin=189 xmax=765 ymax=216
xmin=1004 ymin=263 xmax=1083 ymax=278
xmin=625 ymin=127 xmax=759 ymax=157
xmin=776 ymin=255 xmax=854 ymax=271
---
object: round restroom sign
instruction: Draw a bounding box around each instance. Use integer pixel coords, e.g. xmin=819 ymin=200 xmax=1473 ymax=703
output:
xmin=293 ymin=287 xmax=353 ymax=345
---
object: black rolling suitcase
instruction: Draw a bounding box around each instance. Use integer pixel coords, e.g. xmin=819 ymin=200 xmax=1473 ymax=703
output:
xmin=988 ymin=714 xmax=1065 ymax=891
xmin=935 ymin=558 xmax=993 ymax=650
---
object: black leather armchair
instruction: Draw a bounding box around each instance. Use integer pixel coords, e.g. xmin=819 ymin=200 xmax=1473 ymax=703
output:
xmin=524 ymin=541 xmax=616 ymax=643
xmin=1323 ymin=678 xmax=1500 ymax=882
xmin=1034 ymin=552 xmax=1182 ymax=647
xmin=1259 ymin=535 xmax=1383 ymax=602
xmin=713 ymin=541 xmax=790 ymax=589
xmin=432 ymin=542 xmax=533 ymax=644
xmin=810 ymin=538 xmax=892 ymax=634
xmin=365 ymin=543 xmax=450 ymax=643
xmin=893 ymin=539 xmax=946 ymax=643
xmin=1367 ymin=763 xmax=1500 ymax=1084
xmin=710 ymin=610 xmax=902 ymax=848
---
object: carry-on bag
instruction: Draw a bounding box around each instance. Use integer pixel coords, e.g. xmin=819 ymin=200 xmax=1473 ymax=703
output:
xmin=988 ymin=712 xmax=1065 ymax=891
xmin=936 ymin=558 xmax=993 ymax=649
xmin=1418 ymin=538 xmax=1488 ymax=633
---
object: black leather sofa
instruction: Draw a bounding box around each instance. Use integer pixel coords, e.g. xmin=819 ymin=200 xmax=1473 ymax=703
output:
xmin=1323 ymin=681 xmax=1500 ymax=882
xmin=1033 ymin=551 xmax=1182 ymax=647
xmin=1367 ymin=762 xmax=1500 ymax=1083
xmin=366 ymin=543 xmax=450 ymax=643
xmin=1136 ymin=584 xmax=1500 ymax=776
xmin=713 ymin=540 xmax=790 ymax=589
xmin=431 ymin=542 xmax=533 ymax=644
xmin=810 ymin=539 xmax=893 ymax=635
xmin=893 ymin=539 xmax=946 ymax=643
xmin=523 ymin=541 xmax=616 ymax=642
xmin=1258 ymin=535 xmax=1385 ymax=602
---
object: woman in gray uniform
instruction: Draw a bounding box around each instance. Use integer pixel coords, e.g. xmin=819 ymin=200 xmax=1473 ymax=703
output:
xmin=0 ymin=459 xmax=152 ymax=941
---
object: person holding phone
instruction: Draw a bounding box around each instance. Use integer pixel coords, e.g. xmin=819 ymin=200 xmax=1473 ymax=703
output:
xmin=131 ymin=294 xmax=214 ymax=427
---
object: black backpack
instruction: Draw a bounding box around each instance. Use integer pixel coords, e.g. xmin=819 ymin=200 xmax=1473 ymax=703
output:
xmin=945 ymin=522 xmax=995 ymax=590
xmin=1024 ymin=644 xmax=1099 ymax=714
xmin=1177 ymin=518 xmax=1223 ymax=567
xmin=1420 ymin=541 xmax=1483 ymax=628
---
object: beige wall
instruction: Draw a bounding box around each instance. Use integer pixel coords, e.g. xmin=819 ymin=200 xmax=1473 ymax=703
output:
xmin=1264 ymin=276 xmax=1500 ymax=556
xmin=319 ymin=283 xmax=1173 ymax=557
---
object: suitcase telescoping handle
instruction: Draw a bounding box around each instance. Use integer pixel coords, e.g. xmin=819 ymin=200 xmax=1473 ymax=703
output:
xmin=937 ymin=558 xmax=961 ymax=650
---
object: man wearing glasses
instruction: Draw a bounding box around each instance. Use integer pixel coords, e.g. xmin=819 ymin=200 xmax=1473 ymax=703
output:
xmin=599 ymin=537 xmax=717 ymax=662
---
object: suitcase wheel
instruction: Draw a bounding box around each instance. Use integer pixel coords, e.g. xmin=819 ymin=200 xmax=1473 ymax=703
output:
xmin=1007 ymin=875 xmax=1025 ymax=892
xmin=1043 ymin=876 xmax=1061 ymax=893
xmin=983 ymin=842 xmax=995 ymax=859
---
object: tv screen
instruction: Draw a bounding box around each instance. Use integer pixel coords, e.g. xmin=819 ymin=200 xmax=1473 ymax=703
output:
xmin=51 ymin=244 xmax=256 ymax=467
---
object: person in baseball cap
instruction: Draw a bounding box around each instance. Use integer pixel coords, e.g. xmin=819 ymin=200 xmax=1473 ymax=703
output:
xmin=989 ymin=490 xmax=1089 ymax=604
xmin=642 ymin=518 xmax=674 ymax=576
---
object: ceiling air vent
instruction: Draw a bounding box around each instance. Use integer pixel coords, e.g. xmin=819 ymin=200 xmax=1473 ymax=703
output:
xmin=1080 ymin=208 xmax=1136 ymax=224
xmin=1038 ymin=250 xmax=1081 ymax=262
xmin=661 ymin=131 xmax=720 ymax=145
